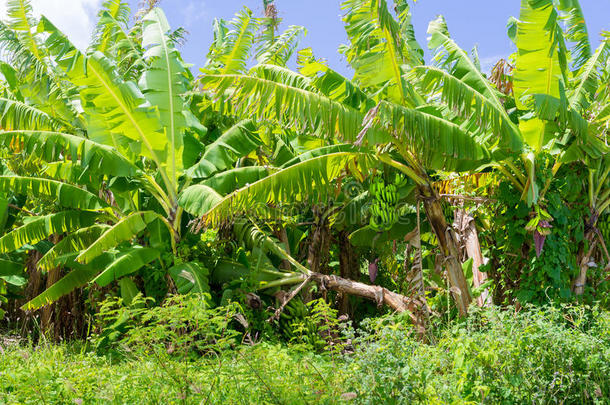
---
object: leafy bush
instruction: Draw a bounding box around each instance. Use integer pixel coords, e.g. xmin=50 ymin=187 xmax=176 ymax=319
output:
xmin=343 ymin=305 xmax=610 ymax=404
xmin=92 ymin=294 xmax=241 ymax=359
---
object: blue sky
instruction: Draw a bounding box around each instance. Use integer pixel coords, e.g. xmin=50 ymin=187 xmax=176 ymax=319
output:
xmin=3 ymin=1 xmax=607 ymax=76
xmin=127 ymin=0 xmax=610 ymax=75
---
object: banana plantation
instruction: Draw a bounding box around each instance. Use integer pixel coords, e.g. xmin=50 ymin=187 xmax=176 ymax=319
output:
xmin=0 ymin=0 xmax=609 ymax=403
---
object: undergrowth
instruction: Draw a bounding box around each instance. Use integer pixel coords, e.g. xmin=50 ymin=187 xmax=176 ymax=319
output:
xmin=0 ymin=302 xmax=609 ymax=404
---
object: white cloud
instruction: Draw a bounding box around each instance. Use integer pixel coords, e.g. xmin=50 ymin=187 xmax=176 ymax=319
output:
xmin=0 ymin=0 xmax=103 ymax=50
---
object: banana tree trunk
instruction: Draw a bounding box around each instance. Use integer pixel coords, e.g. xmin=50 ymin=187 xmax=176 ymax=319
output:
xmin=573 ymin=232 xmax=596 ymax=296
xmin=274 ymin=226 xmax=292 ymax=271
xmin=404 ymin=206 xmax=429 ymax=336
xmin=454 ymin=208 xmax=491 ymax=307
xmin=306 ymin=206 xmax=330 ymax=274
xmin=41 ymin=266 xmax=61 ymax=336
xmin=419 ymin=185 xmax=472 ymax=316
xmin=338 ymin=231 xmax=359 ymax=315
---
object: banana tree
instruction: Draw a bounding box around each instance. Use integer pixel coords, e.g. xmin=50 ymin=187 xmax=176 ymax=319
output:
xmin=0 ymin=2 xmax=216 ymax=310
xmin=0 ymin=1 xmax=325 ymax=312
xmin=416 ymin=0 xmax=608 ymax=294
xmin=192 ymin=0 xmax=513 ymax=316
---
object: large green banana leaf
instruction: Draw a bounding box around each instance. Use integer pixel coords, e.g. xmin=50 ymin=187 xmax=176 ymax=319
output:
xmin=0 ymin=98 xmax=65 ymax=131
xmin=514 ymin=0 xmax=566 ymax=152
xmin=37 ymin=225 xmax=110 ymax=272
xmin=0 ymin=176 xmax=108 ymax=210
xmin=22 ymin=252 xmax=116 ymax=310
xmin=0 ymin=211 xmax=102 ymax=254
xmin=62 ymin=52 xmax=167 ymax=174
xmin=200 ymin=74 xmax=391 ymax=145
xmin=366 ymin=102 xmax=491 ymax=172
xmin=412 ymin=66 xmax=522 ymax=156
xmin=76 ymin=211 xmax=166 ymax=264
xmin=194 ymin=152 xmax=375 ymax=226
xmin=185 ymin=119 xmax=260 ymax=179
xmin=140 ymin=7 xmax=190 ymax=185
xmin=0 ymin=131 xmax=138 ymax=177
xmin=93 ymin=246 xmax=160 ymax=287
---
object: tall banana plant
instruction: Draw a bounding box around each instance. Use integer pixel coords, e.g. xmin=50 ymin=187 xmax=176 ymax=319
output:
xmin=416 ymin=0 xmax=609 ymax=293
xmin=194 ymin=0 xmax=508 ymax=316
xmin=0 ymin=3 xmax=222 ymax=309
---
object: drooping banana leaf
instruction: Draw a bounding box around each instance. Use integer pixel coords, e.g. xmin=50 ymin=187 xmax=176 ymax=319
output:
xmin=93 ymin=246 xmax=160 ymax=287
xmin=76 ymin=211 xmax=167 ymax=264
xmin=412 ymin=66 xmax=523 ymax=155
xmin=37 ymin=224 xmax=110 ymax=272
xmin=22 ymin=252 xmax=116 ymax=310
xmin=0 ymin=97 xmax=66 ymax=131
xmin=200 ymin=74 xmax=391 ymax=145
xmin=364 ymin=102 xmax=491 ymax=172
xmin=0 ymin=176 xmax=108 ymax=210
xmin=0 ymin=211 xmax=102 ymax=254
xmin=185 ymin=119 xmax=260 ymax=179
xmin=0 ymin=130 xmax=139 ymax=177
xmin=199 ymin=152 xmax=375 ymax=226
xmin=298 ymin=48 xmax=372 ymax=110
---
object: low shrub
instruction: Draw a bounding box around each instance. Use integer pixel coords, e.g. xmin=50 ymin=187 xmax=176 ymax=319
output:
xmin=343 ymin=305 xmax=610 ymax=404
xmin=92 ymin=293 xmax=242 ymax=359
xmin=1 ymin=305 xmax=608 ymax=404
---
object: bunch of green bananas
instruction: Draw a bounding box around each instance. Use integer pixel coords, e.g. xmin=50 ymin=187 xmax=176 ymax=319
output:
xmin=368 ymin=174 xmax=404 ymax=232
xmin=599 ymin=214 xmax=610 ymax=245
xmin=278 ymin=298 xmax=308 ymax=340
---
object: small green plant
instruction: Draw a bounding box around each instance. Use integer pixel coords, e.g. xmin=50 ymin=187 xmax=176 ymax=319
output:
xmin=288 ymin=298 xmax=347 ymax=355
xmin=92 ymin=293 xmax=241 ymax=359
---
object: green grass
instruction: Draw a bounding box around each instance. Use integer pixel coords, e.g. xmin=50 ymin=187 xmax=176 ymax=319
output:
xmin=0 ymin=342 xmax=342 ymax=404
xmin=1 ymin=305 xmax=609 ymax=404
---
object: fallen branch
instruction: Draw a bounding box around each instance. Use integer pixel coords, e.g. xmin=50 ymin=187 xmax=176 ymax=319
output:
xmin=310 ymin=273 xmax=422 ymax=324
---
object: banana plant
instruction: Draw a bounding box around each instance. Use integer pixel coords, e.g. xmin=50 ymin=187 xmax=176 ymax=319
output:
xmin=416 ymin=0 xmax=608 ymax=248
xmin=0 ymin=2 xmax=219 ymax=309
xmin=194 ymin=0 xmax=509 ymax=316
